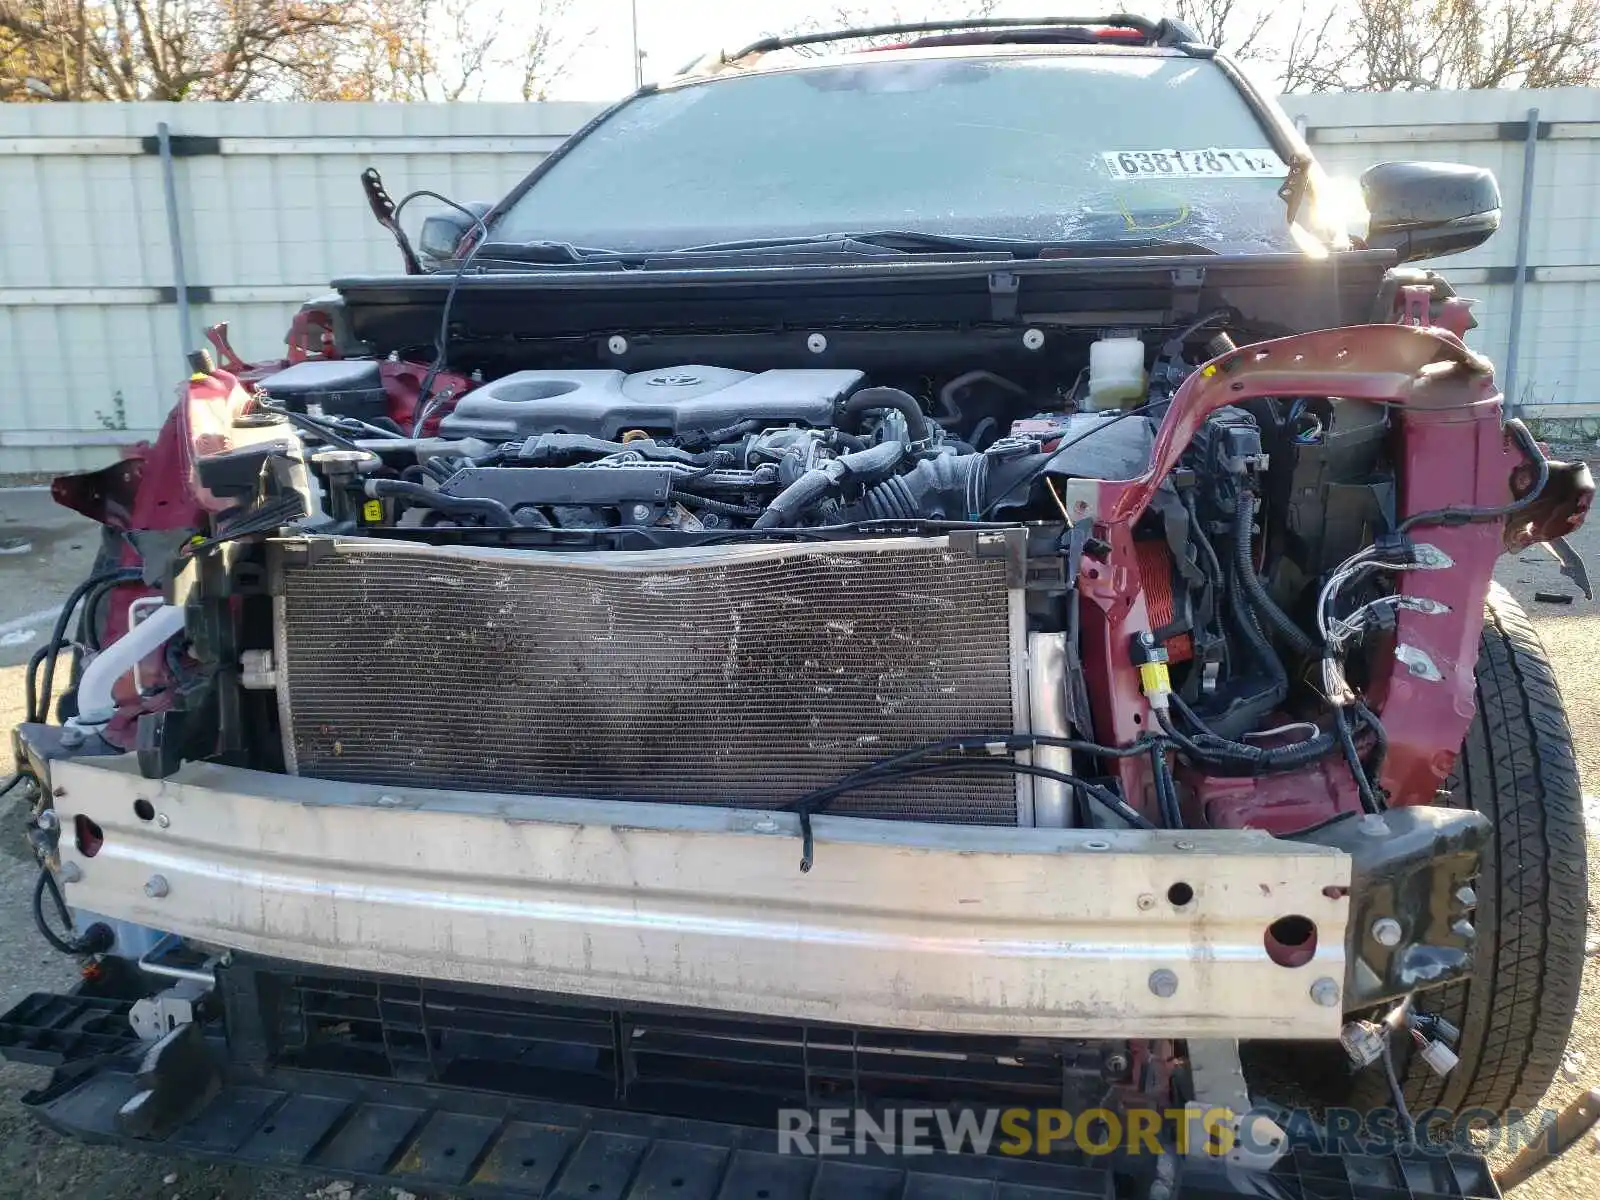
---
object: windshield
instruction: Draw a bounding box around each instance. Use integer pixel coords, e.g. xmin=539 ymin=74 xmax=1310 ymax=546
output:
xmin=491 ymin=52 xmax=1295 ymax=254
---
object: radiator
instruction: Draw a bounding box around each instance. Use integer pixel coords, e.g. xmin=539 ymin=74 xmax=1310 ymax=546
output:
xmin=271 ymin=534 xmax=1034 ymax=824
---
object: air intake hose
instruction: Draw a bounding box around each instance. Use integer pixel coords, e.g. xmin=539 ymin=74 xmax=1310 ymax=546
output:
xmin=752 ymin=439 xmax=908 ymax=529
xmin=837 ymin=387 xmax=933 ymax=449
xmin=849 ymin=452 xmax=989 ymax=522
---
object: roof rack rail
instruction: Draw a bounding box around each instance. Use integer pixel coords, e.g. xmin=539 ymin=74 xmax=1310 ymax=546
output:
xmin=721 ymin=14 xmax=1202 ymax=65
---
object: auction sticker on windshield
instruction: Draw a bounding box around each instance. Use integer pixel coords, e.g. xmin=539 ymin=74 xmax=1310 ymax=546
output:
xmin=1102 ymin=149 xmax=1285 ymax=180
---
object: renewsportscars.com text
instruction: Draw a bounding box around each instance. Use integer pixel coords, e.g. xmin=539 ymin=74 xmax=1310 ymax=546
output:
xmin=776 ymin=1106 xmax=1566 ymax=1158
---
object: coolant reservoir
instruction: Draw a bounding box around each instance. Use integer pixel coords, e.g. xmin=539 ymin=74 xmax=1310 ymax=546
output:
xmin=1086 ymin=333 xmax=1148 ymax=411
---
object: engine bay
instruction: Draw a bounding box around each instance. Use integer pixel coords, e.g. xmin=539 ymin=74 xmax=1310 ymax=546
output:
xmin=27 ymin=305 xmax=1579 ymax=873
xmin=245 ymin=347 xmax=1174 ymax=537
xmin=150 ymin=316 xmax=1517 ymax=845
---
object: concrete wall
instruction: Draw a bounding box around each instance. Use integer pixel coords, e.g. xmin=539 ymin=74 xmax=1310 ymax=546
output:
xmin=1 ymin=88 xmax=1596 ymax=474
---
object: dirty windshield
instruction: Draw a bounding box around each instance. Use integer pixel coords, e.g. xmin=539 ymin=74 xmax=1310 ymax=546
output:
xmin=491 ymin=51 xmax=1295 ymax=255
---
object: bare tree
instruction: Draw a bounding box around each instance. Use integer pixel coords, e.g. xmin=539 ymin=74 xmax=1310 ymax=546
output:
xmin=316 ymin=0 xmax=500 ymax=101
xmin=0 ymin=0 xmax=584 ymax=102
xmin=1171 ymin=0 xmax=1274 ymax=57
xmin=1339 ymin=0 xmax=1600 ymax=90
xmin=0 ymin=0 xmax=349 ymax=101
xmin=514 ymin=0 xmax=584 ymax=101
xmin=1278 ymin=2 xmax=1344 ymax=92
xmin=776 ymin=1 xmax=1001 ymax=46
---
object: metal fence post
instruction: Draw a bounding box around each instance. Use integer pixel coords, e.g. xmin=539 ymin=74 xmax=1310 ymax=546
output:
xmin=1502 ymin=107 xmax=1539 ymax=415
xmin=156 ymin=121 xmax=193 ymax=363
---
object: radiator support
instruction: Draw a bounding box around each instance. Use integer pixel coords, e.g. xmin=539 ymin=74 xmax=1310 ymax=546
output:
xmin=270 ymin=533 xmax=1039 ymax=824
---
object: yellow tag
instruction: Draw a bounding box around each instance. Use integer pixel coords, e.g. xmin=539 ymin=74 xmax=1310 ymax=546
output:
xmin=1138 ymin=660 xmax=1171 ymax=694
xmin=1200 ymin=364 xmax=1218 ymax=378
xmin=361 ymin=499 xmax=384 ymax=523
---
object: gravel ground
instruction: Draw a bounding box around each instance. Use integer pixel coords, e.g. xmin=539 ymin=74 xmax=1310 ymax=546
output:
xmin=0 ymin=486 xmax=1596 ymax=1199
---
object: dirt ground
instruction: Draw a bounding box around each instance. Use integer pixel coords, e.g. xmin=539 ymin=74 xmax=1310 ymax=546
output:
xmin=0 ymin=486 xmax=1597 ymax=1200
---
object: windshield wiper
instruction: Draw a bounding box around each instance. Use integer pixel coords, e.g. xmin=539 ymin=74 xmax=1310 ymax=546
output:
xmin=667 ymin=230 xmax=1027 ymax=256
xmin=467 ymin=240 xmax=636 ymax=266
xmin=1035 ymin=238 xmax=1218 ymax=257
xmin=463 ymin=232 xmax=1220 ymax=271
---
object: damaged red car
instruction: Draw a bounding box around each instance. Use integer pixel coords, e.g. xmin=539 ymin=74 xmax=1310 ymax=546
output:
xmin=7 ymin=15 xmax=1593 ymax=1200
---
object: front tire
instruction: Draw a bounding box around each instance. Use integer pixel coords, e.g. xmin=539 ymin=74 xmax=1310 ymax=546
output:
xmin=1403 ymin=583 xmax=1587 ymax=1117
xmin=1256 ymin=584 xmax=1587 ymax=1120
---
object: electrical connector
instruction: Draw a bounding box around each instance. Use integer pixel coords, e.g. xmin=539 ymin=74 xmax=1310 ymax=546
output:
xmin=1408 ymin=1011 xmax=1460 ymax=1046
xmin=1339 ymin=1020 xmax=1387 ymax=1069
xmin=1396 ymin=596 xmax=1451 ymax=615
xmin=1373 ymin=532 xmax=1413 ymax=561
xmin=1417 ymin=1038 xmax=1459 ymax=1077
xmin=1130 ymin=632 xmax=1172 ymax=710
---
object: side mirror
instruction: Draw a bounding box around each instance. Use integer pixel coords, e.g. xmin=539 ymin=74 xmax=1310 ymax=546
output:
xmin=1360 ymin=162 xmax=1500 ymax=264
xmin=418 ymin=202 xmax=494 ymax=263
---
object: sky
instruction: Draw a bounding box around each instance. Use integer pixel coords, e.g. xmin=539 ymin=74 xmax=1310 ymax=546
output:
xmin=535 ymin=1 xmax=1251 ymax=102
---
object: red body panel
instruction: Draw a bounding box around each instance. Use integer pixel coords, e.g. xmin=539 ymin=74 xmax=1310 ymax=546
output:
xmin=1071 ymin=324 xmax=1530 ymax=826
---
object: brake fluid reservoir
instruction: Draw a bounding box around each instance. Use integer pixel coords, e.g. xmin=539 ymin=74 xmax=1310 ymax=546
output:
xmin=1086 ymin=334 xmax=1148 ymax=411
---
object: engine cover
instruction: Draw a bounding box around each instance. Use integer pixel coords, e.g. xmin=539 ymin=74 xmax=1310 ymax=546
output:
xmin=437 ymin=366 xmax=864 ymax=441
xmin=270 ymin=532 xmax=1035 ymax=824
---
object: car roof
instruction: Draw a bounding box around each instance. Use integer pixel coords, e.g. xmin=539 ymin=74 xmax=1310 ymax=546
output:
xmin=667 ymin=41 xmax=1195 ymax=92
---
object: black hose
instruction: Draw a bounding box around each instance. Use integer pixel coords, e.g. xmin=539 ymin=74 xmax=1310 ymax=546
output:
xmin=830 ymin=431 xmax=869 ymax=453
xmin=674 ymin=493 xmax=764 ymax=517
xmin=422 ymin=456 xmax=458 ymax=484
xmin=1182 ymin=489 xmax=1228 ymax=650
xmin=753 ymin=468 xmax=840 ymax=530
xmin=1399 ymin=418 xmax=1549 ymax=533
xmin=857 ymin=475 xmax=917 ymax=521
xmin=1183 ymin=492 xmax=1224 ymax=589
xmin=263 ymin=404 xmax=372 ymax=455
xmin=1356 ymin=700 xmax=1388 ymax=782
xmin=364 ymin=478 xmax=517 ymax=527
xmin=1163 ymin=696 xmax=1337 ymax=770
xmin=1151 ymin=743 xmax=1183 ymax=829
xmin=35 ymin=568 xmax=144 ymax=726
xmin=1226 ymin=566 xmax=1287 ymax=698
xmin=787 ymin=757 xmax=1156 ymax=872
xmin=752 ymin=440 xmax=908 ymax=530
xmin=32 ymin=868 xmax=82 ymax=955
xmin=1333 ymin=703 xmax=1383 ymax=813
xmin=79 ymin=571 xmax=142 ymax=653
xmin=839 ymin=438 xmax=908 ymax=478
xmin=25 ymin=640 xmax=69 ymax=726
xmin=1233 ymin=489 xmax=1319 ymax=656
xmin=183 ymin=495 xmax=306 ymax=555
xmin=837 ymin=386 xmax=932 ymax=446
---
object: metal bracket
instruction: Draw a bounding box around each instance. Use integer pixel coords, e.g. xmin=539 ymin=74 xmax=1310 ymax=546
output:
xmin=1291 ymin=807 xmax=1484 ymax=1008
xmin=1395 ymin=643 xmax=1443 ymax=682
xmin=129 ymin=979 xmax=209 ymax=1042
xmin=1169 ymin=267 xmax=1205 ymax=319
xmin=1495 ymin=119 xmax=1552 ymax=141
xmin=1185 ymin=1039 xmax=1287 ymax=1170
xmin=139 ymin=134 xmax=220 ymax=156
xmin=988 ymin=271 xmax=1020 ymax=321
